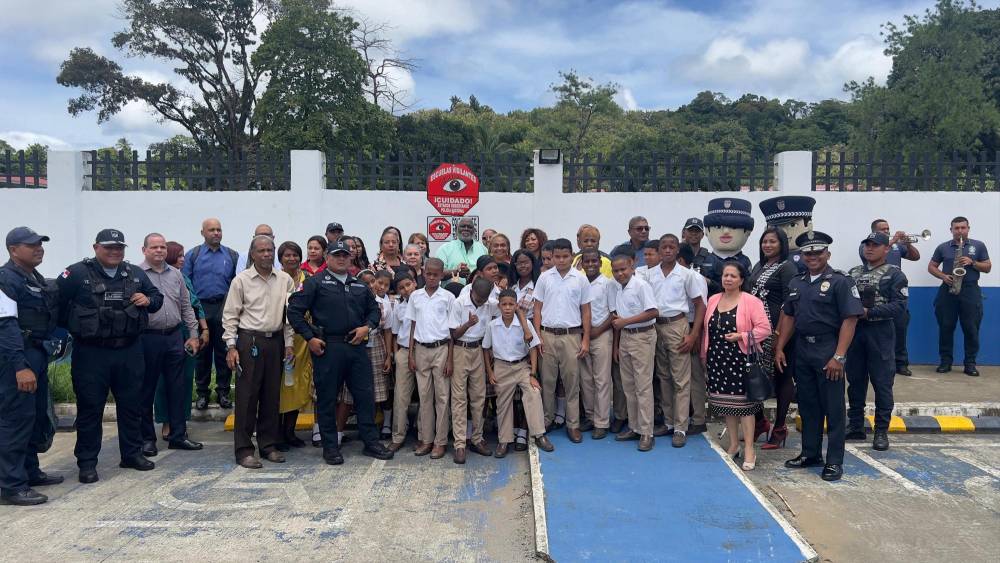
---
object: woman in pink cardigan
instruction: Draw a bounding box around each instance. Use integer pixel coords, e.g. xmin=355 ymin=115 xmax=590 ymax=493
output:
xmin=701 ymin=262 xmax=772 ymax=470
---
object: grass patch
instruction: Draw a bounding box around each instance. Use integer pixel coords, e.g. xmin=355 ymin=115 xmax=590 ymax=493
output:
xmin=47 ymin=359 xmax=220 ymax=403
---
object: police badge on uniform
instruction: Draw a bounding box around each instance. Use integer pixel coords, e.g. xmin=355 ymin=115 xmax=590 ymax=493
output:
xmin=820 ymin=281 xmax=831 ymax=292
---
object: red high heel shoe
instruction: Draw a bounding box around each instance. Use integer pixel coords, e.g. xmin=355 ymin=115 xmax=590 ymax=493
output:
xmin=754 ymin=417 xmax=771 ymax=443
xmin=761 ymin=425 xmax=788 ymax=450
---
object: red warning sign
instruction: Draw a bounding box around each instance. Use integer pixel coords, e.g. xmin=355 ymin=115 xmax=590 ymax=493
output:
xmin=426 ymin=163 xmax=479 ymax=216
xmin=427 ymin=217 xmax=453 ymax=241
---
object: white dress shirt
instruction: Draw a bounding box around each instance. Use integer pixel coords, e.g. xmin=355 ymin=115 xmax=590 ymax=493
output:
xmin=614 ymin=275 xmax=658 ymax=329
xmin=646 ymin=262 xmax=706 ymax=317
xmin=587 ymin=275 xmax=616 ymax=327
xmin=686 ymin=273 xmax=709 ymax=323
xmin=392 ymin=299 xmax=413 ymax=348
xmin=405 ymin=286 xmax=456 ymax=343
xmin=483 ymin=315 xmax=541 ymax=362
xmin=449 ymin=291 xmax=496 ymax=342
xmin=533 ymin=267 xmax=593 ymax=328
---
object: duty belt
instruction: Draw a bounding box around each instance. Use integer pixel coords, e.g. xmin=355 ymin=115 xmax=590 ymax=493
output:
xmin=453 ymin=339 xmax=482 ymax=348
xmin=541 ymin=326 xmax=582 ymax=335
xmin=418 ymin=338 xmax=451 ymax=348
xmin=656 ymin=313 xmax=686 ymax=324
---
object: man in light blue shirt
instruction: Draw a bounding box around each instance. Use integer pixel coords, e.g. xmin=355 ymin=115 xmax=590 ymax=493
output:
xmin=435 ymin=217 xmax=487 ymax=284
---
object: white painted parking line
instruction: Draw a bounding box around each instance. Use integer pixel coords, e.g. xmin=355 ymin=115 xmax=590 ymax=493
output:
xmin=891 ymin=441 xmax=1000 ymax=448
xmin=845 ymin=445 xmax=927 ymax=494
xmin=939 ymin=448 xmax=1000 ymax=480
xmin=331 ymin=459 xmax=385 ymax=530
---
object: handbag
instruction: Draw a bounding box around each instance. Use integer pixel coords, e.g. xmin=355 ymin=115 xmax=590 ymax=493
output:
xmin=744 ymin=330 xmax=773 ymax=403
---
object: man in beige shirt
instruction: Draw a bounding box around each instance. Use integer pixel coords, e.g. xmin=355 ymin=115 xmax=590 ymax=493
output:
xmin=222 ymin=236 xmax=295 ymax=469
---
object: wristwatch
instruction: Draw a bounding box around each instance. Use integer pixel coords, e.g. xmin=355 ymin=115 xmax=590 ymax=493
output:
xmin=832 ymin=354 xmax=847 ymax=364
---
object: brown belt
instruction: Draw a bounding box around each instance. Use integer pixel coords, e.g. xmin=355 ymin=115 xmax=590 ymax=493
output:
xmin=655 ymin=313 xmax=686 ymax=324
xmin=238 ymin=328 xmax=281 ymax=339
xmin=624 ymin=324 xmax=655 ymax=334
xmin=541 ymin=326 xmax=582 ymax=335
xmin=453 ymin=339 xmax=482 ymax=348
xmin=418 ymin=338 xmax=451 ymax=348
xmin=496 ymin=357 xmax=527 ymax=364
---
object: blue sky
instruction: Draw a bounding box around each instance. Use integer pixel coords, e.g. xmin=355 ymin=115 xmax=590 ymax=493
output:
xmin=2 ymin=0 xmax=996 ymax=151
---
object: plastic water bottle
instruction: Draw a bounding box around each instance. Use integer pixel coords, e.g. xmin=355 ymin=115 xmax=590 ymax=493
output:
xmin=283 ymin=358 xmax=294 ymax=386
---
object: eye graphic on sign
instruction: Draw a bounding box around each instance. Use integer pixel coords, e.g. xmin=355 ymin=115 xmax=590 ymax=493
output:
xmin=444 ymin=178 xmax=467 ymax=193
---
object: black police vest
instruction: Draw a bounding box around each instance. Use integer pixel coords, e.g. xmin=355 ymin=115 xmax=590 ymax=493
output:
xmin=3 ymin=266 xmax=59 ymax=338
xmin=67 ymin=261 xmax=147 ymax=339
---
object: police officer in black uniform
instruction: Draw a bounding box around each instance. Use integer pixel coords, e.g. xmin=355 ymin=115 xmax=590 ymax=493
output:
xmin=846 ymin=232 xmax=909 ymax=452
xmin=774 ymin=231 xmax=863 ymax=482
xmin=56 ymin=229 xmax=163 ymax=484
xmin=0 ymin=227 xmax=64 ymax=505
xmin=286 ymin=240 xmax=393 ymax=465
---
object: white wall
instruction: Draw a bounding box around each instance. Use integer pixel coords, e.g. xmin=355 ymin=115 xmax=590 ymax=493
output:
xmin=1 ymin=150 xmax=997 ymax=289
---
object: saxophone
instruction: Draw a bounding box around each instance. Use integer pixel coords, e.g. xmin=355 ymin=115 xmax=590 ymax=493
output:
xmin=949 ymin=237 xmax=966 ymax=295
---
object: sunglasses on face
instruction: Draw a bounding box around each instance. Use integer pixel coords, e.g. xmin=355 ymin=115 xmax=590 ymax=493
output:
xmin=634 ymin=226 xmax=650 ymax=231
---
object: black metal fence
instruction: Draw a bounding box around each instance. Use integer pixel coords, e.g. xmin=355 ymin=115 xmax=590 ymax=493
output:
xmin=563 ymin=152 xmax=774 ymax=193
xmin=812 ymin=151 xmax=1000 ymax=192
xmin=325 ymin=151 xmax=532 ymax=192
xmin=1 ymin=149 xmax=47 ymax=188
xmin=86 ymin=150 xmax=290 ymax=191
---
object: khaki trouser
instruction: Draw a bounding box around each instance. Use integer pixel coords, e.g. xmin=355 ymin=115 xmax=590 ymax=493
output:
xmin=391 ymin=347 xmax=420 ymax=445
xmin=611 ymin=361 xmax=628 ymax=421
xmin=689 ymin=348 xmax=707 ymax=426
xmin=495 ymin=360 xmax=546 ymax=443
xmin=579 ymin=330 xmax=613 ymax=429
xmin=451 ymin=345 xmax=486 ymax=447
xmin=540 ymin=330 xmax=582 ymax=429
xmin=654 ymin=318 xmax=692 ymax=431
xmin=414 ymin=344 xmax=451 ymax=447
xmin=619 ymin=328 xmax=656 ymax=436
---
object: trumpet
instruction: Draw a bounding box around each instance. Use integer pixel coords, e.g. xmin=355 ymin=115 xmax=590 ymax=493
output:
xmin=905 ymin=229 xmax=932 ymax=243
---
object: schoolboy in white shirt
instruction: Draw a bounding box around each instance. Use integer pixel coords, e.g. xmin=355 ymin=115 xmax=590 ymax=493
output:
xmin=448 ymin=278 xmax=496 ymax=463
xmin=578 ymin=249 xmax=616 ymax=439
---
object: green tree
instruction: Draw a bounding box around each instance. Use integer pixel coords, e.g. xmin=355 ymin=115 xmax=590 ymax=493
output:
xmin=549 ymin=70 xmax=620 ymax=153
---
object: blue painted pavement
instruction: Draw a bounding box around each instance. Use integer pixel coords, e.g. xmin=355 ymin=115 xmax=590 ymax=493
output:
xmin=905 ymin=286 xmax=998 ymax=365
xmin=540 ymin=432 xmax=811 ymax=562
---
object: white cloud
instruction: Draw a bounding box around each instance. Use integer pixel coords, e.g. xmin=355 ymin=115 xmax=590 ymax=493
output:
xmin=684 ymin=36 xmax=811 ymax=84
xmin=335 ymin=0 xmax=486 ymax=43
xmin=615 ymin=88 xmax=639 ymax=111
xmin=0 ymin=131 xmax=71 ymax=150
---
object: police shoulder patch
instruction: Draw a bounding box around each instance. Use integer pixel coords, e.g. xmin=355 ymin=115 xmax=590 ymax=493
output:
xmin=900 ymin=287 xmax=909 ymax=297
xmin=61 ymin=269 xmax=71 ymax=279
xmin=0 ymin=288 xmax=17 ymax=318
xmin=851 ymin=286 xmax=860 ymax=299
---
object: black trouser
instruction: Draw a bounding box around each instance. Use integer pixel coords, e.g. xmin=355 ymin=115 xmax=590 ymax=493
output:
xmin=233 ymin=331 xmax=282 ymax=460
xmin=196 ymin=299 xmax=231 ymax=398
xmin=846 ymin=321 xmax=895 ymax=432
xmin=71 ymin=341 xmax=144 ymax=469
xmin=793 ymin=333 xmax=845 ymax=466
xmin=893 ymin=308 xmax=909 ymax=370
xmin=140 ymin=328 xmax=187 ymax=444
xmin=313 ymin=340 xmax=379 ymax=452
xmin=934 ymin=284 xmax=983 ymax=366
xmin=0 ymin=345 xmax=49 ymax=494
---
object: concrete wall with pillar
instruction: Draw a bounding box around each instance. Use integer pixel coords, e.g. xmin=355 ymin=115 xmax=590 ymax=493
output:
xmin=1 ymin=149 xmax=996 ymax=363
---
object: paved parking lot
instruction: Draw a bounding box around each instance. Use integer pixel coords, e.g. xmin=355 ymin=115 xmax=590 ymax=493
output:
xmin=741 ymin=430 xmax=1000 ymax=563
xmin=1 ymin=423 xmax=536 ymax=562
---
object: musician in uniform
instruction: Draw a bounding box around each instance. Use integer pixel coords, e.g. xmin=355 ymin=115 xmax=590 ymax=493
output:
xmin=928 ymin=216 xmax=991 ymax=377
xmin=846 ymin=232 xmax=908 ymax=451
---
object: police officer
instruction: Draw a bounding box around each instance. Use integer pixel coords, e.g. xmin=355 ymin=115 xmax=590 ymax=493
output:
xmin=56 ymin=229 xmax=164 ymax=484
xmin=774 ymin=231 xmax=863 ymax=482
xmin=846 ymin=232 xmax=909 ymax=452
xmin=0 ymin=227 xmax=63 ymax=505
xmin=286 ymin=240 xmax=393 ymax=465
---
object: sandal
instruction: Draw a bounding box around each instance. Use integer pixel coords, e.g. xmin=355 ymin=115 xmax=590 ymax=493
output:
xmin=311 ymin=423 xmax=322 ymax=448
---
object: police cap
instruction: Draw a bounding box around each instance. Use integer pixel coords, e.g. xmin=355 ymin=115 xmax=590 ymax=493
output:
xmin=759 ymin=196 xmax=816 ymax=225
xmin=326 ymin=222 xmax=344 ymax=233
xmin=6 ymin=226 xmax=50 ymax=247
xmin=796 ymin=230 xmax=833 ymax=253
xmin=860 ymin=231 xmax=890 ymax=246
xmin=683 ymin=217 xmax=704 ymax=231
xmin=95 ymin=228 xmax=127 ymax=247
xmin=326 ymin=240 xmax=351 ymax=255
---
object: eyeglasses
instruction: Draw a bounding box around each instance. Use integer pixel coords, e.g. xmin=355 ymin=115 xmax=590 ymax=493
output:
xmin=634 ymin=226 xmax=650 ymax=232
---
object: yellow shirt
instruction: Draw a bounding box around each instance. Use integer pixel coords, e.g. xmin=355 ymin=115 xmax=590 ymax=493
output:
xmin=573 ymin=253 xmax=613 ymax=279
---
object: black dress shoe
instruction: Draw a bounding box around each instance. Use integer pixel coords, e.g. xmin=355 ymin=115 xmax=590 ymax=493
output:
xmin=821 ymin=464 xmax=843 ymax=481
xmin=217 ymin=393 xmax=233 ymax=409
xmin=141 ymin=441 xmax=158 ymax=457
xmin=362 ymin=443 xmax=394 ymax=460
xmin=28 ymin=472 xmax=64 ymax=487
xmin=1 ymin=489 xmax=47 ymax=506
xmin=578 ymin=420 xmax=594 ymax=432
xmin=687 ymin=423 xmax=708 ymax=435
xmin=120 ymin=456 xmax=156 ymax=471
xmin=324 ymin=448 xmax=345 ymax=465
xmin=615 ymin=430 xmax=640 ymax=441
xmin=845 ymin=429 xmax=867 ymax=441
xmin=896 ymin=366 xmax=912 ymax=376
xmin=79 ymin=469 xmax=99 ymax=484
xmin=513 ymin=438 xmax=528 ymax=452
xmin=784 ymin=455 xmax=824 ymax=469
xmin=872 ymin=431 xmax=889 ymax=451
xmin=592 ymin=428 xmax=608 ymax=440
xmin=275 ymin=442 xmax=291 ymax=452
xmin=195 ymin=396 xmax=209 ymax=410
xmin=964 ymin=365 xmax=980 ymax=377
xmin=609 ymin=419 xmax=626 ymax=434
xmin=935 ymin=363 xmax=952 ymax=373
xmin=168 ymin=438 xmax=204 ymax=451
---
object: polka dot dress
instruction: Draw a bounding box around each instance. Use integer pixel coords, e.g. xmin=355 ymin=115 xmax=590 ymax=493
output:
xmin=707 ymin=307 xmax=762 ymax=417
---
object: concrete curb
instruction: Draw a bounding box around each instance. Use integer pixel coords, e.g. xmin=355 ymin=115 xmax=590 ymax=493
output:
xmin=527 ymin=441 xmax=553 ymax=562
xmin=794 ymin=415 xmax=1000 ymax=433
